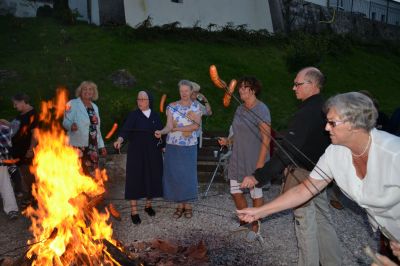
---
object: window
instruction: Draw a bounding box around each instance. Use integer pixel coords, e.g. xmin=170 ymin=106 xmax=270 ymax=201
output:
xmin=381 ymin=14 xmax=385 ymax=22
xmin=371 ymin=12 xmax=376 ymax=20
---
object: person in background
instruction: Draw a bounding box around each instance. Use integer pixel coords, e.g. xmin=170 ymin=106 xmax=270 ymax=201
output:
xmin=218 ymin=76 xmax=271 ymax=241
xmin=10 ymin=93 xmax=38 ymax=208
xmin=63 ymin=81 xmax=106 ymax=177
xmin=114 ymin=91 xmax=164 ymax=225
xmin=190 ymin=81 xmax=212 ymax=148
xmin=239 ymin=92 xmax=400 ymax=265
xmin=0 ymin=119 xmax=19 ymax=220
xmin=241 ymin=67 xmax=341 ymax=265
xmin=155 ymin=80 xmax=202 ymax=219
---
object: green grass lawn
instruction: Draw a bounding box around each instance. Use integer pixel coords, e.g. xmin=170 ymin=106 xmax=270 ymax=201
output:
xmin=1 ymin=16 xmax=400 ymax=142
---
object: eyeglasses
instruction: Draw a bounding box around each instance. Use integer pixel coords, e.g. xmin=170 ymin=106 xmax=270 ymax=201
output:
xmin=293 ymin=81 xmax=311 ymax=87
xmin=137 ymin=98 xmax=149 ymax=101
xmin=326 ymin=120 xmax=346 ymax=127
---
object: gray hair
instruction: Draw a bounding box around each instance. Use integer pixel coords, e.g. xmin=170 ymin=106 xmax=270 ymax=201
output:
xmin=191 ymin=81 xmax=200 ymax=92
xmin=301 ymin=67 xmax=325 ymax=89
xmin=178 ymin=80 xmax=193 ymax=90
xmin=324 ymin=92 xmax=378 ymax=131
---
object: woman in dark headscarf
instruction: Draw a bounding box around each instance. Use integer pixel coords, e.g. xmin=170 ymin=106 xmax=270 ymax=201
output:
xmin=114 ymin=91 xmax=164 ymax=225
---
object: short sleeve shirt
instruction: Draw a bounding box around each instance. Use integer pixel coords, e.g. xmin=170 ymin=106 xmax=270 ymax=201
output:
xmin=310 ymin=129 xmax=400 ymax=239
xmin=228 ymin=101 xmax=271 ymax=181
xmin=166 ymin=101 xmax=202 ymax=146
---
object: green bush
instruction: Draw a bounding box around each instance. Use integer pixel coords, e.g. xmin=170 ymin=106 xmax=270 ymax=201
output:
xmin=285 ymin=33 xmax=353 ymax=72
xmin=285 ymin=33 xmax=325 ymax=72
xmin=53 ymin=0 xmax=75 ymax=25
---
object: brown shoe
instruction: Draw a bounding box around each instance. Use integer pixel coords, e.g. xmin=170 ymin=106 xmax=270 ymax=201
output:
xmin=330 ymin=199 xmax=344 ymax=210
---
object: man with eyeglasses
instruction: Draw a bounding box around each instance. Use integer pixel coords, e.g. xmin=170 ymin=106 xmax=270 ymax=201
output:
xmin=241 ymin=67 xmax=342 ymax=266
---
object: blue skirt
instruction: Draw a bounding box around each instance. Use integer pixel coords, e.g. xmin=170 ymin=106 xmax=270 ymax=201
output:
xmin=163 ymin=144 xmax=198 ymax=202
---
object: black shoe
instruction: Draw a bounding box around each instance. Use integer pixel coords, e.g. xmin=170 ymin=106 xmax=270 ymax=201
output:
xmin=8 ymin=211 xmax=19 ymax=220
xmin=144 ymin=207 xmax=156 ymax=217
xmin=131 ymin=214 xmax=141 ymax=225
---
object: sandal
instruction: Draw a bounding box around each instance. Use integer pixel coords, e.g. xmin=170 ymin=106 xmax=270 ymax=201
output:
xmin=173 ymin=208 xmax=184 ymax=219
xmin=183 ymin=208 xmax=193 ymax=219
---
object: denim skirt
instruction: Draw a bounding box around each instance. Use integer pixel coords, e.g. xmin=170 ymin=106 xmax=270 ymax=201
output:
xmin=162 ymin=144 xmax=198 ymax=202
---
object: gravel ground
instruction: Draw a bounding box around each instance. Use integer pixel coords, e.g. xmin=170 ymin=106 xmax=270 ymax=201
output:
xmin=0 ymin=168 xmax=379 ymax=265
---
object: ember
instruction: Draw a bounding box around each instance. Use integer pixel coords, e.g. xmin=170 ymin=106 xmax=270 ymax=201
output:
xmin=22 ymin=89 xmax=139 ymax=266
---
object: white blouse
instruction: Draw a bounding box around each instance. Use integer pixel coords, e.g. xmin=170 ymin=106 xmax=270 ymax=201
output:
xmin=310 ymin=129 xmax=400 ymax=239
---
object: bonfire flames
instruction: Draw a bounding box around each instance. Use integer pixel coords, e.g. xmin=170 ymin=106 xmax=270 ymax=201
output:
xmin=23 ymin=89 xmax=121 ymax=265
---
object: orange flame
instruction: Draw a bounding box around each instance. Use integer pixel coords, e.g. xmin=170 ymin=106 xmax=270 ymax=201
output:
xmin=24 ymin=88 xmax=120 ymax=265
xmin=54 ymin=88 xmax=69 ymax=120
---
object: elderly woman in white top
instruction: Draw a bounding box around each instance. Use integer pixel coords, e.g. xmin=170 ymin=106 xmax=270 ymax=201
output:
xmin=239 ymin=92 xmax=400 ymax=264
xmin=155 ymin=80 xmax=202 ymax=219
xmin=63 ymin=81 xmax=106 ymax=176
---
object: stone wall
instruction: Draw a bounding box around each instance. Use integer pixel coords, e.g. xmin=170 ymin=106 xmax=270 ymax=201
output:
xmin=279 ymin=0 xmax=400 ymax=40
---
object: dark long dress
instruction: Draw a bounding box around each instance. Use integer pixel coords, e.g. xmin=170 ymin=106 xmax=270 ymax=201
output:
xmin=119 ymin=109 xmax=163 ymax=200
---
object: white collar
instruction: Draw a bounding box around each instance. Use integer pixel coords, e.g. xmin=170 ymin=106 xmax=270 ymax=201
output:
xmin=142 ymin=109 xmax=151 ymax=118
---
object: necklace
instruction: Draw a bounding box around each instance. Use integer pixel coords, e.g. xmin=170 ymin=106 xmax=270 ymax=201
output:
xmin=352 ymin=134 xmax=371 ymax=158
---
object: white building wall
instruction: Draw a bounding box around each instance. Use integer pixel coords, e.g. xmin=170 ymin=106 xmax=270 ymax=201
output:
xmin=3 ymin=0 xmax=52 ymax=17
xmin=91 ymin=0 xmax=100 ymax=25
xmin=123 ymin=0 xmax=274 ymax=32
xmin=388 ymin=1 xmax=400 ymax=25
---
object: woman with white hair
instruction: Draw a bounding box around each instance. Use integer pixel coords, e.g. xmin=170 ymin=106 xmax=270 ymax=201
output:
xmin=238 ymin=92 xmax=400 ymax=263
xmin=63 ymin=81 xmax=106 ymax=176
xmin=155 ymin=80 xmax=202 ymax=219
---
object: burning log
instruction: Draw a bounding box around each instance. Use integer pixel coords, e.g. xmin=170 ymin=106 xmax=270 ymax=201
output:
xmin=102 ymin=239 xmax=143 ymax=266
